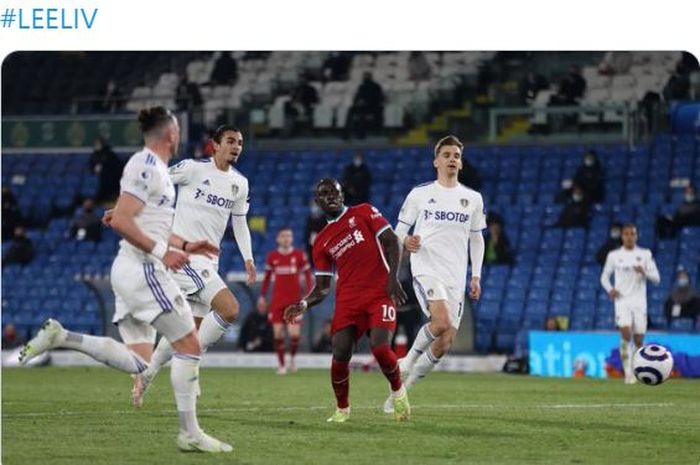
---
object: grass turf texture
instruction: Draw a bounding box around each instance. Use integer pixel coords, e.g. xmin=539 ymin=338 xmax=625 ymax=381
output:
xmin=3 ymin=367 xmax=699 ymax=465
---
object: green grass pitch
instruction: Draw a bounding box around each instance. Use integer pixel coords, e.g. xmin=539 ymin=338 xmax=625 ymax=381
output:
xmin=2 ymin=367 xmax=699 ymax=465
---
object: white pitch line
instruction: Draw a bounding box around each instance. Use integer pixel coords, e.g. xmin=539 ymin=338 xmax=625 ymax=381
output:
xmin=2 ymin=402 xmax=678 ymax=419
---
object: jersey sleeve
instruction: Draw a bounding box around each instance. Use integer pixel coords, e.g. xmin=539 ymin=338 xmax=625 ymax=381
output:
xmin=231 ymin=178 xmax=250 ymax=216
xmin=362 ymin=203 xmax=391 ymax=237
xmin=600 ymin=251 xmax=615 ymax=293
xmin=312 ymin=237 xmax=333 ymax=277
xmin=470 ymin=194 xmax=487 ymax=232
xmin=397 ymin=189 xmax=419 ymax=228
xmin=167 ymin=159 xmax=194 ymax=186
xmin=120 ymin=156 xmax=156 ymax=203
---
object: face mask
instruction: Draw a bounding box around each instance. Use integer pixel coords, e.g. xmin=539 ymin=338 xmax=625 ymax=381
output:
xmin=685 ymin=194 xmax=695 ymax=203
xmin=584 ymin=158 xmax=594 ymax=167
xmin=677 ymin=277 xmax=689 ymax=287
xmin=610 ymin=230 xmax=621 ymax=239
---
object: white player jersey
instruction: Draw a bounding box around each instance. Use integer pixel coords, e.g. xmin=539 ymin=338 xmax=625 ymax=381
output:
xmin=117 ymin=148 xmax=175 ymax=260
xmin=168 ymin=158 xmax=249 ymax=266
xmin=398 ymin=181 xmax=487 ymax=292
xmin=600 ymin=246 xmax=660 ymax=307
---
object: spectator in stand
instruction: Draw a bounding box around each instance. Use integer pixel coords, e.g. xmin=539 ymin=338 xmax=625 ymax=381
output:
xmin=210 ymin=52 xmax=238 ymax=86
xmin=305 ymin=199 xmax=326 ymax=259
xmin=341 ymin=152 xmax=373 ymax=205
xmin=238 ymin=305 xmax=274 ymax=353
xmin=312 ymin=319 xmax=333 ymax=353
xmin=70 ymin=198 xmax=102 ymax=242
xmin=657 ymin=185 xmax=700 ymax=238
xmin=90 ymin=137 xmax=125 ymax=204
xmin=408 ymin=51 xmax=432 ymax=82
xmin=545 ymin=317 xmax=563 ymax=331
xmin=550 ymin=65 xmax=586 ymax=106
xmin=484 ymin=217 xmax=514 ymax=265
xmin=2 ymin=186 xmax=22 ymax=241
xmin=2 ymin=324 xmax=23 ymax=350
xmin=573 ymin=149 xmax=605 ymax=203
xmin=3 ymin=226 xmax=35 ymax=267
xmin=98 ymin=79 xmax=124 ymax=113
xmin=284 ymin=74 xmax=319 ymax=133
xmin=596 ymin=222 xmax=623 ymax=266
xmin=663 ymin=62 xmax=692 ymax=101
xmin=664 ymin=267 xmax=700 ymax=322
xmin=458 ymin=157 xmax=483 ymax=191
xmin=555 ymin=183 xmax=591 ymax=228
xmin=175 ymin=72 xmax=203 ymax=113
xmin=519 ymin=71 xmax=549 ymax=105
xmin=322 ymin=52 xmax=351 ymax=82
xmin=346 ymin=72 xmax=385 ymax=138
xmin=598 ymin=52 xmax=632 ymax=76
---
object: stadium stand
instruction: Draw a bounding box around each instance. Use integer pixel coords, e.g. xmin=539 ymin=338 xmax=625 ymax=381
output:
xmin=3 ymin=134 xmax=699 ymax=349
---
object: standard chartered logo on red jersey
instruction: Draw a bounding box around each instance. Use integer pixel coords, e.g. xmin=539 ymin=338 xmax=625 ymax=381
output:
xmin=329 ymin=230 xmax=365 ymax=260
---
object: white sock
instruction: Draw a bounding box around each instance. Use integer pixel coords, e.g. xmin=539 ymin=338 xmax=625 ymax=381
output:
xmin=620 ymin=339 xmax=631 ymax=379
xmin=405 ymin=347 xmax=441 ymax=388
xmin=142 ymin=337 xmax=174 ymax=380
xmin=198 ymin=311 xmax=232 ymax=350
xmin=62 ymin=331 xmax=148 ymax=374
xmin=391 ymin=384 xmax=406 ymax=397
xmin=171 ymin=353 xmax=201 ymax=436
xmin=404 ymin=324 xmax=436 ymax=368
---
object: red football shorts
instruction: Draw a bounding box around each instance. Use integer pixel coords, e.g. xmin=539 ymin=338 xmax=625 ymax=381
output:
xmin=331 ymin=296 xmax=397 ymax=338
xmin=269 ymin=305 xmax=302 ymax=325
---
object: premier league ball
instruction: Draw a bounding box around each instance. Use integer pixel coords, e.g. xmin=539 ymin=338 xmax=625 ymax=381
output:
xmin=632 ymin=345 xmax=674 ymax=385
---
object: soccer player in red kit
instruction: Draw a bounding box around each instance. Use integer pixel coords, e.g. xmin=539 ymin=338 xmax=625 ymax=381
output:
xmin=258 ymin=227 xmax=313 ymax=374
xmin=285 ymin=178 xmax=411 ymax=422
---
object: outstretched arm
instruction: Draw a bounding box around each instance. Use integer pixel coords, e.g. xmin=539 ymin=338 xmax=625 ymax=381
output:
xmin=378 ymin=228 xmax=407 ymax=306
xmin=284 ymin=275 xmax=332 ymax=322
xmin=468 ymin=231 xmax=485 ymax=299
xmin=232 ymin=215 xmax=256 ymax=285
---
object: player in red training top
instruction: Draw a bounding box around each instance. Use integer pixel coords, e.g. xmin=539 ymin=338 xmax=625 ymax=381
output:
xmin=285 ymin=178 xmax=411 ymax=422
xmin=258 ymin=227 xmax=313 ymax=374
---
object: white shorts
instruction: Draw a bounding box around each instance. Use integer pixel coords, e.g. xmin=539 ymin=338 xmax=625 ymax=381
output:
xmin=111 ymin=254 xmax=195 ymax=343
xmin=171 ymin=262 xmax=227 ymax=318
xmin=412 ymin=275 xmax=465 ymax=330
xmin=614 ymin=303 xmax=647 ymax=334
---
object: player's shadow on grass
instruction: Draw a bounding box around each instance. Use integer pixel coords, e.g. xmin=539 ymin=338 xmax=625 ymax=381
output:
xmin=232 ymin=413 xmax=517 ymax=440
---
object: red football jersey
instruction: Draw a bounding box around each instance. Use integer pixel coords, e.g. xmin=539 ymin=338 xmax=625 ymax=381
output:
xmin=261 ymin=248 xmax=313 ymax=310
xmin=312 ymin=203 xmax=392 ymax=307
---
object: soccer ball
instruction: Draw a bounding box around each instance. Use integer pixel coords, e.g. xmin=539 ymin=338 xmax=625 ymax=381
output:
xmin=632 ymin=345 xmax=674 ymax=385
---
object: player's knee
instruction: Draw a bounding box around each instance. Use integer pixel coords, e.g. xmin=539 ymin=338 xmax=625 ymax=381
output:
xmin=173 ymin=331 xmax=202 ymax=356
xmin=430 ymin=318 xmax=452 ymax=336
xmin=332 ymin=345 xmax=352 ymax=362
xmin=214 ymin=290 xmax=239 ymax=322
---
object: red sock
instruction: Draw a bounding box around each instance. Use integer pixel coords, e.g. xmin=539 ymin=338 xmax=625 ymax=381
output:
xmin=274 ymin=338 xmax=285 ymax=368
xmin=290 ymin=336 xmax=300 ymax=358
xmin=372 ymin=344 xmax=402 ymax=391
xmin=330 ymin=358 xmax=350 ymax=409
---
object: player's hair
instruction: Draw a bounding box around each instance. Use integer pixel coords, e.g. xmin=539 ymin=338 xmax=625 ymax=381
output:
xmin=137 ymin=106 xmax=175 ymax=136
xmin=316 ymin=178 xmax=342 ymax=192
xmin=277 ymin=226 xmax=292 ymax=234
xmin=212 ymin=125 xmax=242 ymax=143
xmin=434 ymin=135 xmax=463 ymax=157
xmin=622 ymin=223 xmax=637 ymax=232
